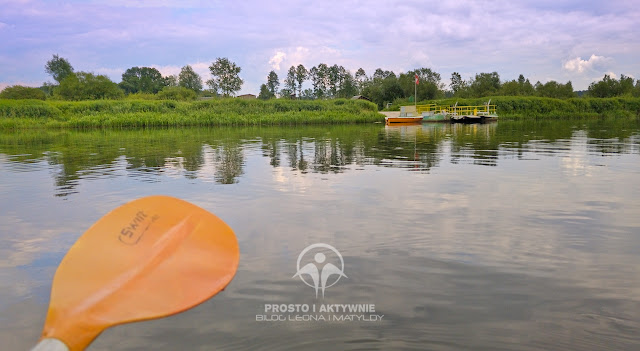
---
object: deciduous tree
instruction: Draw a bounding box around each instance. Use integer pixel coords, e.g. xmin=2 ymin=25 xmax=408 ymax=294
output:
xmin=178 ymin=65 xmax=203 ymax=92
xmin=119 ymin=67 xmax=167 ymax=94
xmin=207 ymin=58 xmax=243 ymax=97
xmin=470 ymin=72 xmax=501 ymax=97
xmin=295 ymin=64 xmax=308 ymax=98
xmin=355 ymin=68 xmax=367 ymax=93
xmin=284 ymin=66 xmax=296 ymax=96
xmin=310 ymin=64 xmax=330 ymax=99
xmin=56 ymin=72 xmax=124 ymax=100
xmin=45 ymin=54 xmax=74 ymax=83
xmin=258 ymin=84 xmax=272 ymax=100
xmin=450 ymin=72 xmax=467 ymax=96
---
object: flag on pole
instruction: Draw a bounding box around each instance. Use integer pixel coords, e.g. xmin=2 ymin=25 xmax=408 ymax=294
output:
xmin=415 ymin=73 xmax=419 ymax=85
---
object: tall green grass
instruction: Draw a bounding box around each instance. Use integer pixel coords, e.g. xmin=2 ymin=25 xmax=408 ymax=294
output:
xmin=0 ymin=98 xmax=382 ymax=129
xmin=393 ymin=96 xmax=640 ymax=119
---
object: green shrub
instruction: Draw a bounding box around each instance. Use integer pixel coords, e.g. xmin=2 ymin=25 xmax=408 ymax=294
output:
xmin=54 ymin=72 xmax=124 ymax=100
xmin=156 ymin=86 xmax=197 ymax=101
xmin=0 ymin=99 xmax=61 ymax=118
xmin=0 ymin=85 xmax=47 ymax=100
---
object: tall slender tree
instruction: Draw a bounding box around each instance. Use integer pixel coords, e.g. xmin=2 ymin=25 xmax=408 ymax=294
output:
xmin=284 ymin=66 xmax=296 ymax=96
xmin=355 ymin=68 xmax=367 ymax=94
xmin=310 ymin=63 xmax=330 ymax=99
xmin=295 ymin=64 xmax=308 ymax=98
xmin=267 ymin=70 xmax=280 ymax=96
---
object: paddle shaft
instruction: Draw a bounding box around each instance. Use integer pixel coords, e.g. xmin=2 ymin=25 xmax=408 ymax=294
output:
xmin=32 ymin=338 xmax=69 ymax=351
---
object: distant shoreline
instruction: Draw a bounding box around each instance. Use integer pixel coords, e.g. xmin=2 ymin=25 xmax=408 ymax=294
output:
xmin=1 ymin=97 xmax=639 ymax=129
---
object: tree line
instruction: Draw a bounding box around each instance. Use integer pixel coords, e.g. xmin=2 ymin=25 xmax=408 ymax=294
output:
xmin=0 ymin=55 xmax=243 ymax=101
xmin=258 ymin=65 xmax=640 ymax=108
xmin=1 ymin=54 xmax=639 ymax=107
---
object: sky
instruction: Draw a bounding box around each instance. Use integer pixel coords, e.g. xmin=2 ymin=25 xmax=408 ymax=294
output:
xmin=1 ymin=0 xmax=639 ymax=94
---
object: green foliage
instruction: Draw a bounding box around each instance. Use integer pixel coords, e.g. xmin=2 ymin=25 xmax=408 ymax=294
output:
xmin=165 ymin=75 xmax=178 ymax=87
xmin=125 ymin=92 xmax=157 ymax=100
xmin=156 ymin=86 xmax=198 ymax=101
xmin=258 ymin=84 xmax=273 ymax=100
xmin=398 ymin=68 xmax=442 ymax=102
xmin=336 ymin=72 xmax=358 ymax=98
xmin=355 ymin=68 xmax=367 ymax=94
xmin=55 ymin=72 xmax=125 ymax=101
xmin=588 ymin=74 xmax=637 ymax=98
xmin=45 ymin=54 xmax=74 ymax=83
xmin=449 ymin=73 xmax=577 ymax=100
xmin=362 ymin=73 xmax=404 ymax=109
xmin=310 ymin=64 xmax=330 ymax=99
xmin=450 ymin=72 xmax=469 ymax=97
xmin=535 ymin=80 xmax=575 ymax=98
xmin=1 ymin=98 xmax=381 ymax=129
xmin=415 ymin=96 xmax=640 ymax=118
xmin=0 ymin=99 xmax=61 ymax=118
xmin=500 ymin=75 xmax=535 ymax=96
xmin=267 ymin=71 xmax=280 ymax=96
xmin=40 ymin=82 xmax=57 ymax=97
xmin=120 ymin=67 xmax=167 ymax=94
xmin=178 ymin=65 xmax=203 ymax=92
xmin=470 ymin=72 xmax=501 ymax=97
xmin=0 ymin=85 xmax=47 ymax=100
xmin=284 ymin=66 xmax=296 ymax=95
xmin=207 ymin=57 xmax=243 ymax=97
xmin=295 ymin=64 xmax=308 ymax=98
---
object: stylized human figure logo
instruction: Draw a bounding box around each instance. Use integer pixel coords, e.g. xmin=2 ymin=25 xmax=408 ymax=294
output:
xmin=293 ymin=243 xmax=347 ymax=298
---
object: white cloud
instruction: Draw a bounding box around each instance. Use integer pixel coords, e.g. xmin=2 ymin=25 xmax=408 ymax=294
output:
xmin=268 ymin=52 xmax=286 ymax=70
xmin=287 ymin=47 xmax=311 ymax=67
xmin=93 ymin=66 xmax=126 ymax=78
xmin=0 ymin=81 xmax=42 ymax=91
xmin=87 ymin=0 xmax=218 ymax=8
xmin=1 ymin=0 xmax=638 ymax=93
xmin=563 ymin=54 xmax=613 ymax=73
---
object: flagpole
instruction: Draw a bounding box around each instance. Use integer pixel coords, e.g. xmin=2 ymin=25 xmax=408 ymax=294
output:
xmin=414 ymin=73 xmax=418 ymax=108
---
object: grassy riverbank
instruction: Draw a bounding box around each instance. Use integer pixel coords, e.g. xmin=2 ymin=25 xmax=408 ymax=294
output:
xmin=2 ymin=96 xmax=639 ymax=130
xmin=394 ymin=96 xmax=640 ymax=119
xmin=0 ymin=98 xmax=382 ymax=129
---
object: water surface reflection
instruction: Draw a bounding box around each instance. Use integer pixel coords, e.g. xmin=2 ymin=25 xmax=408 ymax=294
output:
xmin=1 ymin=119 xmax=639 ymax=350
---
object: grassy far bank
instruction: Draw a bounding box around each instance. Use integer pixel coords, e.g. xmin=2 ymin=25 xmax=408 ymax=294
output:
xmin=2 ymin=96 xmax=640 ymax=129
xmin=390 ymin=96 xmax=640 ymax=119
xmin=0 ymin=98 xmax=382 ymax=129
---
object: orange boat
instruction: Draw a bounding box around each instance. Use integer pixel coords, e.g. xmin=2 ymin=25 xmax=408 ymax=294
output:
xmin=384 ymin=116 xmax=423 ymax=125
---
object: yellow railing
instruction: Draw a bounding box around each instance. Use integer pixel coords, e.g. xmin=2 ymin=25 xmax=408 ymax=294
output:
xmin=405 ymin=103 xmax=497 ymax=117
xmin=448 ymin=105 xmax=497 ymax=116
xmin=415 ymin=104 xmax=448 ymax=114
xmin=403 ymin=103 xmax=497 ymax=116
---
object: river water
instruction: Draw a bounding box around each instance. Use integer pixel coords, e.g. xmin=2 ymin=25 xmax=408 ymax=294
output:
xmin=1 ymin=119 xmax=639 ymax=350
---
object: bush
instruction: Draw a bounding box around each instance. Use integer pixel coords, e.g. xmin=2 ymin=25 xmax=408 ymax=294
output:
xmin=54 ymin=72 xmax=124 ymax=101
xmin=0 ymin=85 xmax=47 ymax=100
xmin=156 ymin=86 xmax=197 ymax=101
